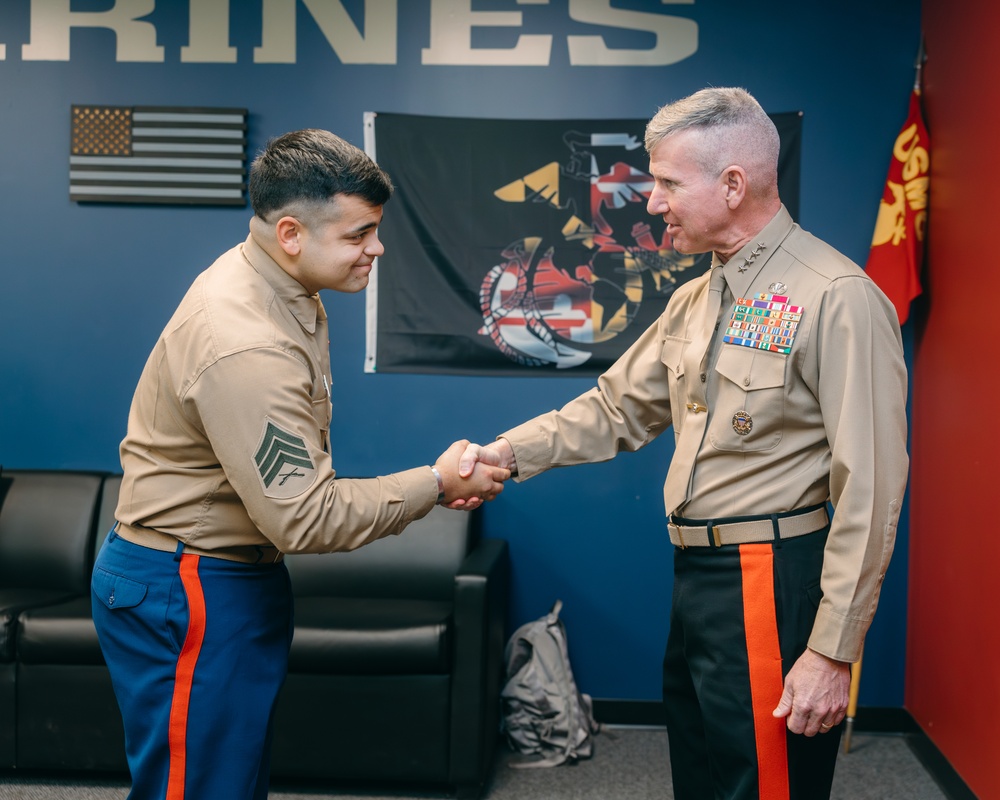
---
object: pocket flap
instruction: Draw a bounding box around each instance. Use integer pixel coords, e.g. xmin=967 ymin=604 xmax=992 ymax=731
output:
xmin=716 ymin=346 xmax=786 ymax=390
xmin=92 ymin=567 xmax=147 ymax=610
xmin=660 ymin=336 xmax=688 ymax=377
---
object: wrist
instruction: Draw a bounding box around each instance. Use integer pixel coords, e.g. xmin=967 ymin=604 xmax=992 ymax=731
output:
xmin=496 ymin=437 xmax=518 ymax=476
xmin=430 ymin=465 xmax=445 ymax=504
xmin=806 ymin=647 xmax=850 ymax=669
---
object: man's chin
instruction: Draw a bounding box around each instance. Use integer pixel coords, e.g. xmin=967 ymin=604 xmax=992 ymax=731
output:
xmin=349 ymin=266 xmax=372 ymax=291
xmin=670 ymin=236 xmax=693 ymax=255
xmin=329 ymin=276 xmax=369 ymax=294
xmin=670 ymin=237 xmax=710 ymax=257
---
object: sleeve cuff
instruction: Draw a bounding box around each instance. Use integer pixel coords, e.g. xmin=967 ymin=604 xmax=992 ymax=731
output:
xmin=498 ymin=423 xmax=552 ymax=482
xmin=389 ymin=466 xmax=441 ymax=524
xmin=807 ymin=606 xmax=869 ymax=663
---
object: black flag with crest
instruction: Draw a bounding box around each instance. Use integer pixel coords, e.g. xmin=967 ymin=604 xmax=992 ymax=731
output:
xmin=365 ymin=112 xmax=801 ymax=376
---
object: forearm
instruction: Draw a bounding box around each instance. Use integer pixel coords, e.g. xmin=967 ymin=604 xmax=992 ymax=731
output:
xmin=501 ymin=322 xmax=674 ymax=480
xmin=808 ymin=279 xmax=909 ymax=661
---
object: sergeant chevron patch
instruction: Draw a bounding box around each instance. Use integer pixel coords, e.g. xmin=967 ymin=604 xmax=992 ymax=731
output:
xmin=253 ymin=418 xmax=317 ymax=498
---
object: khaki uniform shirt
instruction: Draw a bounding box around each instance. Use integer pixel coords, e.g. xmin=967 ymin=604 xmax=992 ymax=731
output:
xmin=501 ymin=206 xmax=908 ymax=662
xmin=117 ymin=233 xmax=438 ymax=557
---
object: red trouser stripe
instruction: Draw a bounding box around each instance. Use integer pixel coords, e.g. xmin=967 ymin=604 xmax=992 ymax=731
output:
xmin=167 ymin=554 xmax=206 ymax=800
xmin=739 ymin=544 xmax=790 ymax=800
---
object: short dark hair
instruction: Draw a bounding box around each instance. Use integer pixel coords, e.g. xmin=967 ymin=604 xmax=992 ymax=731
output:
xmin=248 ymin=129 xmax=393 ymax=220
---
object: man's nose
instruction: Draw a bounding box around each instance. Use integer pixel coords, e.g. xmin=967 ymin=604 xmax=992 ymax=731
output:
xmin=366 ymin=233 xmax=385 ymax=257
xmin=647 ymin=190 xmax=666 ymax=216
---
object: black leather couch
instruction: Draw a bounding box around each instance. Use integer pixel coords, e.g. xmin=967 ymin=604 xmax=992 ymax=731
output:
xmin=0 ymin=469 xmax=509 ymax=798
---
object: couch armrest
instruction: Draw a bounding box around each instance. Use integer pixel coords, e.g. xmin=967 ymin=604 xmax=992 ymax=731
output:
xmin=448 ymin=537 xmax=510 ymax=793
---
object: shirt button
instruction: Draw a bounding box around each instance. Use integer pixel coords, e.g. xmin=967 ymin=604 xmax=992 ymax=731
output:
xmin=743 ymin=377 xmax=751 ymax=386
xmin=700 ymin=373 xmax=706 ymax=383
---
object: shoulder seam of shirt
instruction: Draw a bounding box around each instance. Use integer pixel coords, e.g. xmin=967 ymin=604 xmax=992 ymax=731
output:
xmin=781 ymin=241 xmax=865 ymax=283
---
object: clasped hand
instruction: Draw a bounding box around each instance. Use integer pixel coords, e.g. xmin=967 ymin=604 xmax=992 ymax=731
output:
xmin=433 ymin=440 xmax=512 ymax=509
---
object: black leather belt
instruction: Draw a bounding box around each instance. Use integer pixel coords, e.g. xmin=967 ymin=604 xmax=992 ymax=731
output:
xmin=668 ymin=504 xmax=829 ymax=548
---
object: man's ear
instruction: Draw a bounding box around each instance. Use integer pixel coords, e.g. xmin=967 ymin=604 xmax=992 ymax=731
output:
xmin=274 ymin=216 xmax=303 ymax=256
xmin=722 ymin=166 xmax=748 ymax=209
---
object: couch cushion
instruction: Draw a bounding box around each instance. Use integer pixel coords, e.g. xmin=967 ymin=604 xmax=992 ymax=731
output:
xmin=93 ymin=475 xmax=122 ymax=562
xmin=284 ymin=504 xmax=476 ymax=601
xmin=270 ymin=673 xmax=452 ymax=782
xmin=0 ymin=472 xmax=103 ymax=592
xmin=0 ymin=471 xmax=104 ymax=663
xmin=0 ymin=589 xmax=77 ymax=662
xmin=15 ymin=598 xmax=105 ymax=666
xmin=289 ymin=597 xmax=453 ymax=675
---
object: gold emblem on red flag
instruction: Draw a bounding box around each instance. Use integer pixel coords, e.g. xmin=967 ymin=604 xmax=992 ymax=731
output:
xmin=865 ymin=89 xmax=930 ymax=325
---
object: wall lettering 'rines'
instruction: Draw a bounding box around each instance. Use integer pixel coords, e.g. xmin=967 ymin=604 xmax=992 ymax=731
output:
xmin=7 ymin=0 xmax=699 ymax=66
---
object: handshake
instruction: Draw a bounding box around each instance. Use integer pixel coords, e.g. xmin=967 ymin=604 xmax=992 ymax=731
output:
xmin=432 ymin=439 xmax=518 ymax=511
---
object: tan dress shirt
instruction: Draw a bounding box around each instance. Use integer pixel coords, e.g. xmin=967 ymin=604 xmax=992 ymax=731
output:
xmin=116 ymin=233 xmax=438 ymax=557
xmin=500 ymin=206 xmax=909 ymax=662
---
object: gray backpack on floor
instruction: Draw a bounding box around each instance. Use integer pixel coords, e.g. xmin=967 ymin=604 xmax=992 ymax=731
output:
xmin=500 ymin=599 xmax=600 ymax=768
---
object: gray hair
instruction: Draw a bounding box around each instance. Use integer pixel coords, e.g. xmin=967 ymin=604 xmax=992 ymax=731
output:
xmin=645 ymin=87 xmax=780 ymax=196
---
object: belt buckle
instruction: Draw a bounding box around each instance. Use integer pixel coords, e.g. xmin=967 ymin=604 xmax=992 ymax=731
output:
xmin=711 ymin=524 xmax=722 ymax=548
xmin=669 ymin=522 xmax=686 ymax=549
xmin=253 ymin=545 xmax=283 ymax=564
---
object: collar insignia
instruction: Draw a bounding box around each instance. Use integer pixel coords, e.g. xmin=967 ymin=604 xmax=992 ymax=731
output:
xmin=737 ymin=242 xmax=767 ymax=273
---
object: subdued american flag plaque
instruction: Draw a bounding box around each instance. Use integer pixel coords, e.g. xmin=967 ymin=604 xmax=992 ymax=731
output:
xmin=69 ymin=106 xmax=248 ymax=205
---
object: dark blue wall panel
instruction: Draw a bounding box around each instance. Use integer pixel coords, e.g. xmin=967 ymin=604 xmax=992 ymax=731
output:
xmin=0 ymin=0 xmax=920 ymax=705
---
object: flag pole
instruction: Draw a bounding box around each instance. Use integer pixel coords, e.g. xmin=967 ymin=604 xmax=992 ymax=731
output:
xmin=843 ymin=653 xmax=863 ymax=753
xmin=914 ymin=35 xmax=926 ymax=92
xmin=859 ymin=38 xmax=929 ymax=755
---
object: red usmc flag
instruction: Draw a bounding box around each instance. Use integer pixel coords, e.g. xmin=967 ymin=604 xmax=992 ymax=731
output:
xmin=864 ymin=89 xmax=930 ymax=325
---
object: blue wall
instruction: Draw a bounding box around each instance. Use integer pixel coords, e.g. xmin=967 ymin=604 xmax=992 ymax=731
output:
xmin=0 ymin=0 xmax=920 ymax=706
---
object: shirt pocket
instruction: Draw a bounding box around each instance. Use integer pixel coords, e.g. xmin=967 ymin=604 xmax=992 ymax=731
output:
xmin=92 ymin=566 xmax=148 ymax=611
xmin=660 ymin=336 xmax=690 ymax=436
xmin=709 ymin=345 xmax=787 ymax=452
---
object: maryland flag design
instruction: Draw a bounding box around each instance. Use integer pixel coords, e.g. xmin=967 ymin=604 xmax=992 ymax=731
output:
xmin=366 ymin=112 xmax=802 ymax=376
